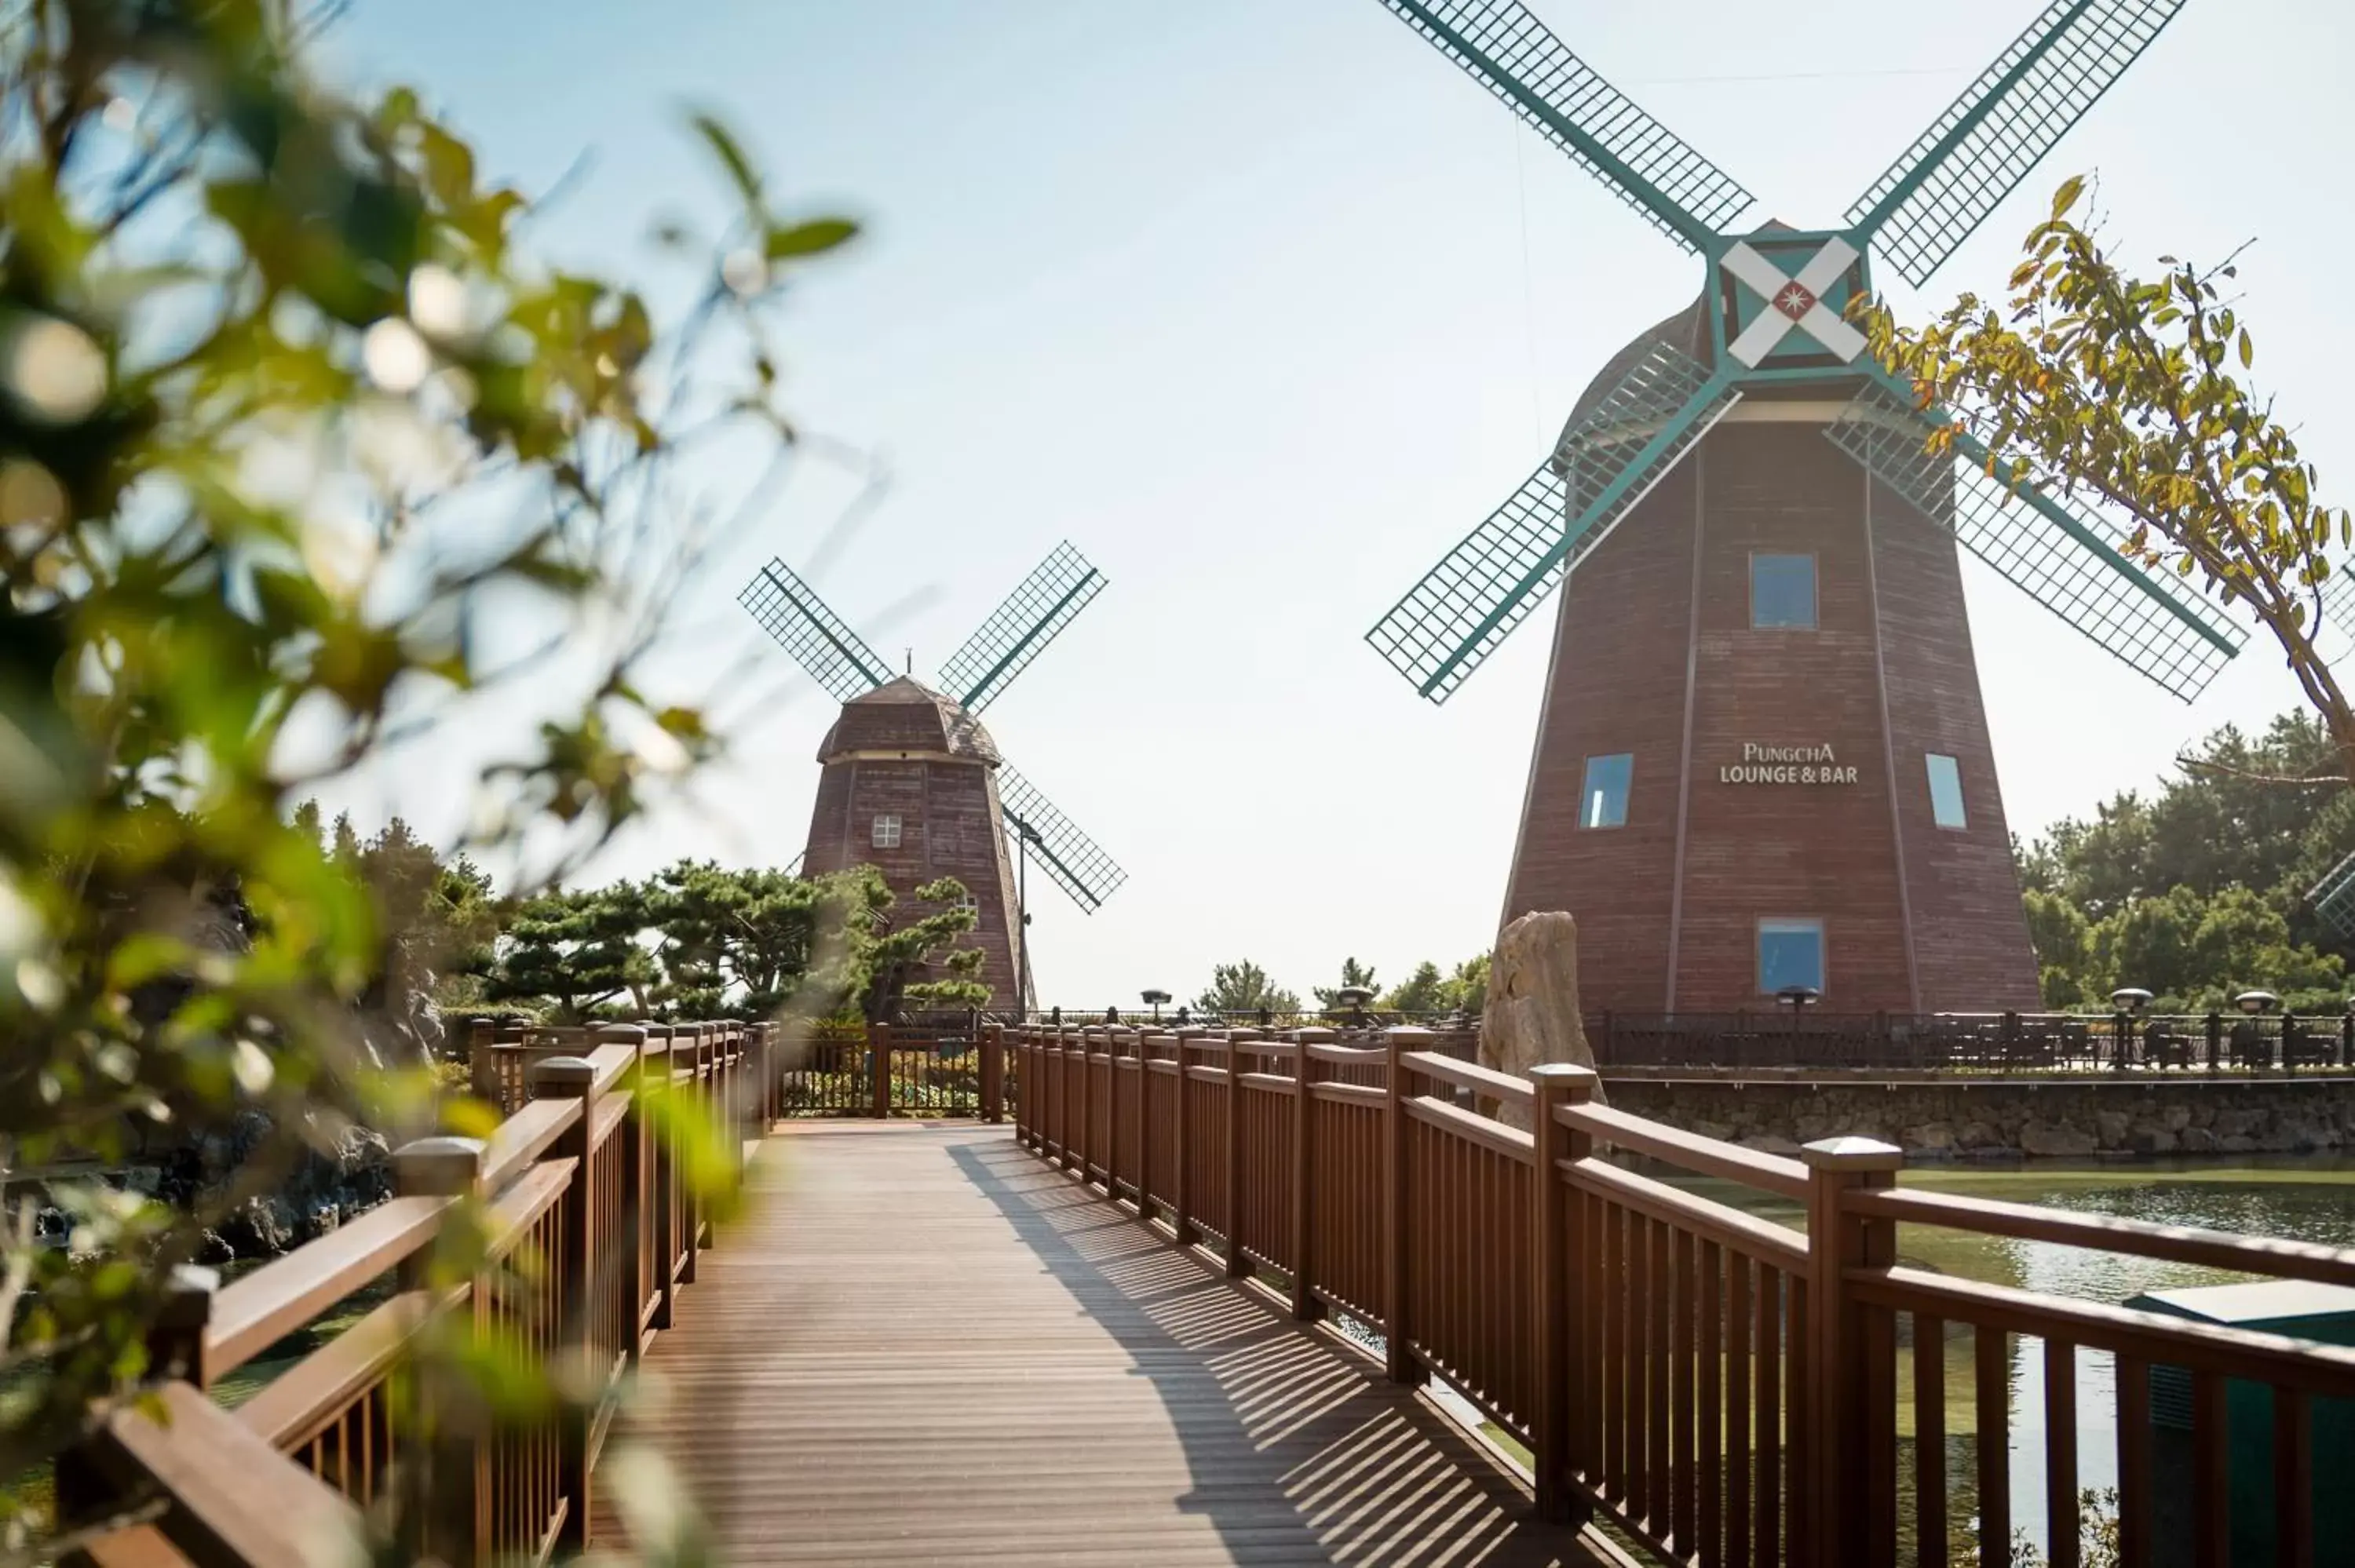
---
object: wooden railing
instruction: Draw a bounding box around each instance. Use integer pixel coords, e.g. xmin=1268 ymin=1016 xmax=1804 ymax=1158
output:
xmin=63 ymin=1020 xmax=779 ymax=1566
xmin=472 ymin=1018 xmax=1006 ymax=1121
xmin=1006 ymin=1023 xmax=2355 ymax=1567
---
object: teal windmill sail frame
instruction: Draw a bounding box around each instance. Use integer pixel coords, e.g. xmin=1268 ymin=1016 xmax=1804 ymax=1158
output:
xmin=1822 ymin=376 xmax=2244 ymax=701
xmin=2312 ymin=849 xmax=2355 ymax=943
xmin=1358 ymin=0 xmax=2215 ymax=706
xmin=1378 ymin=0 xmax=1752 ymax=254
xmin=1367 ymin=341 xmax=1741 ymax=702
xmin=937 ymin=541 xmax=1105 ymax=716
xmin=1846 ymin=0 xmax=2189 ymax=286
xmin=739 ymin=560 xmax=895 ymax=704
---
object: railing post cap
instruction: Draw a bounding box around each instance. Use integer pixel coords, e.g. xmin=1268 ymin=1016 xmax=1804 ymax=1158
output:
xmin=1800 ymin=1136 xmax=1904 ymax=1172
xmin=164 ymin=1262 xmax=221 ymax=1306
xmin=1385 ymin=1025 xmax=1437 ymax=1042
xmin=1528 ymin=1063 xmax=1600 ymax=1096
xmin=590 ymin=1023 xmax=647 ymax=1045
xmin=530 ymin=1054 xmax=597 ymax=1095
xmin=394 ymin=1134 xmax=487 ymax=1195
xmin=1292 ymin=1026 xmax=1338 ymax=1043
xmin=1227 ymin=1027 xmax=1263 ymax=1041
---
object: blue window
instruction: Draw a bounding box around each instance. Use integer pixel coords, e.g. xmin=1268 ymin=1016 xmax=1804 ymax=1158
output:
xmin=1926 ymin=753 xmax=1967 ymax=830
xmin=1579 ymin=753 xmax=1632 ymax=829
xmin=1758 ymin=918 xmax=1825 ymax=996
xmin=1751 ymin=552 xmax=1816 ymax=629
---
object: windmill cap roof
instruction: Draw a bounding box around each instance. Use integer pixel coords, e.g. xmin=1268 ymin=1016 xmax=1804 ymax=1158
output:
xmin=818 ymin=676 xmax=1001 ymax=764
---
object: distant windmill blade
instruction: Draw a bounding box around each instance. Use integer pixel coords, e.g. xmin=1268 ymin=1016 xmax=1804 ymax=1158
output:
xmin=737 ymin=558 xmax=895 ymax=704
xmin=2310 ymin=849 xmax=2355 ymax=943
xmin=1846 ymin=0 xmax=2188 ymax=287
xmin=2320 ymin=565 xmax=2355 ymax=646
xmin=996 ymin=762 xmax=1126 ymax=915
xmin=1378 ymin=0 xmax=1752 ymax=253
xmin=1824 ymin=388 xmax=2242 ymax=702
xmin=937 ymin=541 xmax=1108 ymax=715
xmin=1367 ymin=341 xmax=1740 ymax=703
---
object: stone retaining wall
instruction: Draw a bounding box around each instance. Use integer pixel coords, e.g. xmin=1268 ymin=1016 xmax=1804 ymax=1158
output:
xmin=1598 ymin=1076 xmax=2355 ymax=1161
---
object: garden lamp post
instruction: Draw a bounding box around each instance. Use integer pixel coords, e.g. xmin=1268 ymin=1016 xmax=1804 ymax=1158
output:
xmin=1334 ymin=984 xmax=1375 ymax=1029
xmin=2236 ymin=989 xmax=2282 ymax=1075
xmin=1776 ymin=985 xmax=1820 ymax=1064
xmin=2110 ymin=987 xmax=2152 ymax=1073
xmin=1141 ymin=989 xmax=1171 ymax=1024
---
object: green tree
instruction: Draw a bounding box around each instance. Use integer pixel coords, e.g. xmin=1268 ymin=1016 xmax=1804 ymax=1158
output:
xmin=2020 ymin=711 xmax=2355 ymax=967
xmin=2087 ymin=884 xmax=2344 ymax=1012
xmin=2021 ymin=888 xmax=2094 ymax=1008
xmin=1312 ymin=955 xmax=1381 ymax=1010
xmin=643 ymin=859 xmax=739 ymax=1016
xmin=1380 ymin=954 xmax=1490 ymax=1016
xmin=295 ymin=808 xmax=499 ymax=1053
xmin=0 ymin=1 xmax=855 ymax=1543
xmin=484 ymin=884 xmax=658 ymax=1022
xmin=1383 ymin=961 xmax=1447 ymax=1013
xmin=1443 ymin=953 xmax=1492 ymax=1016
xmin=1863 ymin=177 xmax=2355 ymax=781
xmin=856 ymin=874 xmax=988 ymax=1021
xmin=642 ymin=859 xmax=873 ymax=1019
xmin=1196 ymin=959 xmax=1301 ymax=1016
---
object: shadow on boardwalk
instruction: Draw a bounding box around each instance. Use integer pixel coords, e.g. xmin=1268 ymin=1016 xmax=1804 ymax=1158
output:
xmin=601 ymin=1123 xmax=1601 ymax=1566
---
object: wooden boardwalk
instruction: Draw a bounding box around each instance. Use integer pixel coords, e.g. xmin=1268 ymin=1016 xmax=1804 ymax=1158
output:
xmin=596 ymin=1122 xmax=1608 ymax=1566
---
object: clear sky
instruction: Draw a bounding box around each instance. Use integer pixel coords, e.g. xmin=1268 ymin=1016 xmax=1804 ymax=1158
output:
xmin=319 ymin=0 xmax=2355 ymax=1008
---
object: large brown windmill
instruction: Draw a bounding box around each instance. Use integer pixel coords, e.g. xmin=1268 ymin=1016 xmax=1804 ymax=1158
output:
xmin=1364 ymin=0 xmax=2244 ymax=1016
xmin=739 ymin=543 xmax=1126 ymax=1012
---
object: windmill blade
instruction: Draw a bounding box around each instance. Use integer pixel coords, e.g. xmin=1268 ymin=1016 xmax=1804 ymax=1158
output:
xmin=1823 ymin=386 xmax=2242 ymax=701
xmin=1847 ymin=0 xmax=2186 ymax=287
xmin=1378 ymin=0 xmax=1753 ymax=253
xmin=2319 ymin=564 xmax=2355 ymax=645
xmin=2309 ymin=848 xmax=2355 ymax=943
xmin=996 ymin=762 xmax=1126 ymax=915
xmin=737 ymin=558 xmax=894 ymax=704
xmin=1367 ymin=341 xmax=1741 ymax=703
xmin=937 ymin=541 xmax=1107 ymax=715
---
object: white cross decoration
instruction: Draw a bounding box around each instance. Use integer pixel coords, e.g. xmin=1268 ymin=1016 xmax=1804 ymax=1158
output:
xmin=1722 ymin=236 xmax=1867 ymax=368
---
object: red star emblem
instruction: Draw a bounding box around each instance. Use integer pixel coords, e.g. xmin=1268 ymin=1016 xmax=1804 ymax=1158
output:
xmin=1773 ymin=281 xmax=1817 ymax=321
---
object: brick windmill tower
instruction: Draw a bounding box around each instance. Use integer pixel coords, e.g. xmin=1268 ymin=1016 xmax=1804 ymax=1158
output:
xmin=739 ymin=543 xmax=1126 ymax=1012
xmin=1364 ymin=0 xmax=2247 ymax=1016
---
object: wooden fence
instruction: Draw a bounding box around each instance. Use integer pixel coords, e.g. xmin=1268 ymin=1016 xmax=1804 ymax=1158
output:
xmin=471 ymin=1019 xmax=1006 ymax=1121
xmin=1006 ymin=1023 xmax=2355 ymax=1568
xmin=64 ymin=1020 xmax=777 ymax=1566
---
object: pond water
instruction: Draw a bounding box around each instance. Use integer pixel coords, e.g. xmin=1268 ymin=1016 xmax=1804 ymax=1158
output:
xmin=1666 ymin=1157 xmax=2355 ymax=1558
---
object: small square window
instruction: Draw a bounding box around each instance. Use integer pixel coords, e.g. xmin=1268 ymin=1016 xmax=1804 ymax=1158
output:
xmin=1751 ymin=553 xmax=1816 ymax=629
xmin=1758 ymin=918 xmax=1824 ymax=996
xmin=871 ymin=814 xmax=902 ymax=849
xmin=1579 ymin=753 xmax=1632 ymax=829
xmin=1926 ymin=753 xmax=1967 ymax=830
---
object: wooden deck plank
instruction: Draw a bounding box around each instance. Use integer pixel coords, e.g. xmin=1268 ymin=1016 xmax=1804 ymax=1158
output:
xmin=594 ymin=1123 xmax=1605 ymax=1565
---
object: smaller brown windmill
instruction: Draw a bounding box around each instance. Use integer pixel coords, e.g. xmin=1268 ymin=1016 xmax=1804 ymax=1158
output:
xmin=739 ymin=542 xmax=1125 ymax=1012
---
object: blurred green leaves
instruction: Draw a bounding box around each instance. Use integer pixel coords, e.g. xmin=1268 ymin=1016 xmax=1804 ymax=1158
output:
xmin=1 ymin=0 xmax=855 ymax=1557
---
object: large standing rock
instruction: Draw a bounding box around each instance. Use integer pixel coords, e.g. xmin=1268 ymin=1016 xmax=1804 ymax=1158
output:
xmin=1477 ymin=911 xmax=1605 ymax=1129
